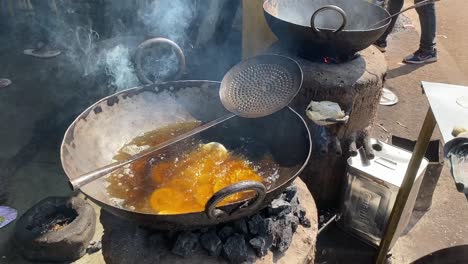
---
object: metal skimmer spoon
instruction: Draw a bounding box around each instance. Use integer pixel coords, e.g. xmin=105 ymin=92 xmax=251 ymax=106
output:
xmin=69 ymin=54 xmax=303 ymax=190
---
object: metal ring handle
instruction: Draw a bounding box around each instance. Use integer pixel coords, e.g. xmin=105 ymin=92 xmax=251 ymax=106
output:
xmin=205 ymin=181 xmax=266 ymax=220
xmin=134 ymin=37 xmax=186 ymax=85
xmin=310 ymin=5 xmax=347 ymax=33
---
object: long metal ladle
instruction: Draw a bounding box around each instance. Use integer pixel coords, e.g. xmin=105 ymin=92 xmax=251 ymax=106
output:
xmin=369 ymin=0 xmax=440 ymax=29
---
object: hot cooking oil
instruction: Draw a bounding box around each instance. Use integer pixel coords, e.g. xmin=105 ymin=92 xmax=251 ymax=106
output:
xmin=106 ymin=122 xmax=278 ymax=215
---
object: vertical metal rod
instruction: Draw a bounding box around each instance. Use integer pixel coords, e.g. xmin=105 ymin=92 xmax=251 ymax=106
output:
xmin=375 ymin=109 xmax=436 ymax=264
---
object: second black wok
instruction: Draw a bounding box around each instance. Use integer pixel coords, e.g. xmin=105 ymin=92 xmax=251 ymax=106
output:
xmin=263 ymin=0 xmax=391 ymax=59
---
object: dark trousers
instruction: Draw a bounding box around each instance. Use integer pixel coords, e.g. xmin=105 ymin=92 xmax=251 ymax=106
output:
xmin=378 ymin=0 xmax=436 ymax=51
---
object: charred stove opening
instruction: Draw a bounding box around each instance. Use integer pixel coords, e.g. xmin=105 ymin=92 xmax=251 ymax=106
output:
xmin=294 ymin=52 xmax=361 ymax=64
xmin=26 ymin=204 xmax=78 ymax=234
xmin=321 ymin=54 xmax=361 ymax=64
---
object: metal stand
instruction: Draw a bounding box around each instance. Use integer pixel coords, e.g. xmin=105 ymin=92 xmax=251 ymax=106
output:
xmin=375 ymin=109 xmax=437 ymax=264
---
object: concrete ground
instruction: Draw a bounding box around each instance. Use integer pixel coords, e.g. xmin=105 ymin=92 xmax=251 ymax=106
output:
xmin=1 ymin=1 xmax=468 ymax=264
xmin=316 ymin=1 xmax=468 ymax=263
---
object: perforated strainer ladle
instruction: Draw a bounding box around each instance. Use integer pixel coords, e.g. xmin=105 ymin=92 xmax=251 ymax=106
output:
xmin=70 ymin=54 xmax=303 ymax=190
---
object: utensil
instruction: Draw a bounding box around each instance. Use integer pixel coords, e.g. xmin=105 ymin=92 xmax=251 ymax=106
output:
xmin=220 ymin=54 xmax=303 ymax=118
xmin=61 ymin=80 xmax=312 ymax=229
xmin=380 ymin=87 xmax=399 ymax=106
xmin=368 ymin=0 xmax=440 ymax=29
xmin=68 ymin=54 xmax=303 ymax=190
xmin=134 ymin=37 xmax=186 ymax=85
xmin=263 ymin=0 xmax=438 ymax=59
xmin=263 ymin=0 xmax=391 ymax=58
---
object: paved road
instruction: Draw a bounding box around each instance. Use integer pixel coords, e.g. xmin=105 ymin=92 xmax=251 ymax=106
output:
xmin=373 ymin=2 xmax=468 ymax=263
xmin=436 ymin=0 xmax=468 ymax=79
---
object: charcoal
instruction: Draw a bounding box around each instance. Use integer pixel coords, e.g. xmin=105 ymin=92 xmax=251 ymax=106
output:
xmin=248 ymin=214 xmax=264 ymax=235
xmin=171 ymin=232 xmax=200 ymax=257
xmin=294 ymin=204 xmax=306 ymax=219
xmin=267 ymin=198 xmax=292 ymax=217
xmin=296 ymin=206 xmax=312 ymax=227
xmin=200 ymin=227 xmax=210 ymax=233
xmin=86 ymin=241 xmax=102 ymax=254
xmin=233 ymin=218 xmax=249 ymax=234
xmin=148 ymin=232 xmax=166 ymax=248
xmin=275 ymin=224 xmax=293 ymax=253
xmin=260 ymin=218 xmax=277 ymax=238
xmin=164 ymin=230 xmax=178 ymax=241
xmin=223 ymin=234 xmax=249 ymax=263
xmin=218 ymin=226 xmax=234 ymax=242
xmin=289 ymin=192 xmax=300 ymax=209
xmin=249 ymin=235 xmax=274 ymax=257
xmin=300 ymin=217 xmax=311 ymax=228
xmin=284 ymin=184 xmax=298 ymax=203
xmin=200 ymin=230 xmax=222 ymax=257
xmin=284 ymin=213 xmax=300 ymax=232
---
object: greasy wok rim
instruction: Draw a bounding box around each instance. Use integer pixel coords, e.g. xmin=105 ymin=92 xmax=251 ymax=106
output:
xmin=60 ymin=80 xmax=313 ymax=217
xmin=262 ymin=0 xmax=391 ymax=32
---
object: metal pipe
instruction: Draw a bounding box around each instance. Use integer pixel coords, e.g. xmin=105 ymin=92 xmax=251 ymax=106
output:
xmin=376 ymin=109 xmax=436 ymax=264
xmin=318 ymin=213 xmax=341 ymax=234
xmin=319 ymin=141 xmax=329 ymax=156
xmin=348 ymin=132 xmax=358 ymax=156
xmin=332 ymin=136 xmax=343 ymax=156
xmin=363 ymin=135 xmax=375 ymax=159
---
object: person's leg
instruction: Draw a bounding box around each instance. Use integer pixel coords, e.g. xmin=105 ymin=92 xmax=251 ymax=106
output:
xmin=375 ymin=0 xmax=405 ymax=51
xmin=403 ymin=0 xmax=437 ymax=63
xmin=415 ymin=0 xmax=436 ymax=51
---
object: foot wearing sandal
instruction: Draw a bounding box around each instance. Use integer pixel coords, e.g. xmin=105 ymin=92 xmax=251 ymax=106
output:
xmin=403 ymin=48 xmax=437 ymax=64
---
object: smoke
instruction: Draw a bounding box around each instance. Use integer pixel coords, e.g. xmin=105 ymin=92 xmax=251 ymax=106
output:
xmin=104 ymin=45 xmax=140 ymax=92
xmin=3 ymin=1 xmax=240 ymax=93
xmin=138 ymin=0 xmax=197 ymax=46
xmin=6 ymin=0 xmax=201 ymax=93
xmin=95 ymin=0 xmax=198 ymax=91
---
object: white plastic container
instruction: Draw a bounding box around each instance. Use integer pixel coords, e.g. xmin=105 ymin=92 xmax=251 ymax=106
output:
xmin=340 ymin=139 xmax=429 ymax=248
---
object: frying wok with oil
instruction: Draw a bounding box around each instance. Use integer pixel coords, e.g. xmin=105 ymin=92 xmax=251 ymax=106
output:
xmin=60 ymin=80 xmax=311 ymax=229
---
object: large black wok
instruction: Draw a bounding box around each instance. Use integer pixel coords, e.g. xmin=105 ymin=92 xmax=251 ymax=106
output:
xmin=263 ymin=0 xmax=391 ymax=58
xmin=61 ymin=80 xmax=312 ymax=229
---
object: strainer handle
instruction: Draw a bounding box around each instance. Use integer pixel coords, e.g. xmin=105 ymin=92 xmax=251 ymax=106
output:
xmin=205 ymin=181 xmax=266 ymax=220
xmin=134 ymin=37 xmax=186 ymax=85
xmin=310 ymin=5 xmax=347 ymax=33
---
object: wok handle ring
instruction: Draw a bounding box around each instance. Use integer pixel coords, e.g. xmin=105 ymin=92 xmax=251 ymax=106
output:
xmin=310 ymin=5 xmax=347 ymax=33
xmin=205 ymin=181 xmax=266 ymax=220
xmin=134 ymin=37 xmax=186 ymax=85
